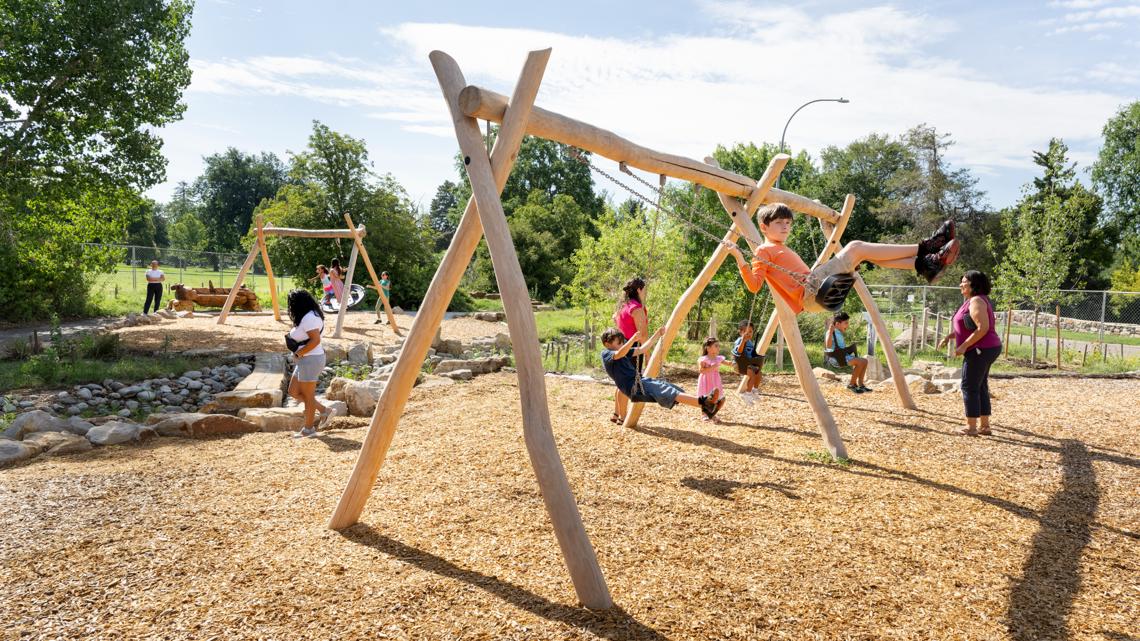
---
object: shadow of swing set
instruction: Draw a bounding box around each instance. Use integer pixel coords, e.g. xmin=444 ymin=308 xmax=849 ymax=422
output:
xmin=328 ymin=48 xmax=920 ymax=609
xmin=213 ymin=212 xmax=401 ymax=339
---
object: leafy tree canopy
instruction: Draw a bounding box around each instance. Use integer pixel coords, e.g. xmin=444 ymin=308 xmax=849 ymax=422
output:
xmin=194 ymin=148 xmax=286 ymax=253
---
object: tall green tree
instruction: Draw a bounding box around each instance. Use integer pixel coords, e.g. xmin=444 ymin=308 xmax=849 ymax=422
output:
xmin=0 ymin=0 xmax=193 ymax=321
xmin=194 ymin=148 xmax=286 ymax=253
xmin=428 ymin=179 xmax=460 ymax=250
xmin=814 ymin=133 xmax=916 ymax=244
xmin=1091 ymin=101 xmax=1140 ymax=264
xmin=993 ymin=140 xmax=1088 ymax=363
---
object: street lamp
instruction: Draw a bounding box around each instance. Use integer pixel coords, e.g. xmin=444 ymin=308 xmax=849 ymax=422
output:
xmin=776 ymin=97 xmax=849 ymax=188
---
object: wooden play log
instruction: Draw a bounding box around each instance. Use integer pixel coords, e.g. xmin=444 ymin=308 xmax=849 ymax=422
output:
xmin=216 ymin=243 xmax=261 ymax=325
xmin=332 ymin=240 xmax=360 ymax=338
xmin=622 ymin=155 xmax=787 ymax=430
xmin=261 ymin=225 xmax=366 ymax=239
xmin=458 ymin=85 xmax=841 ymax=225
xmin=255 ymin=217 xmax=280 ymax=321
xmin=331 ymin=50 xmax=612 ymax=610
xmin=772 ymin=293 xmax=847 ymax=459
xmin=343 ymin=213 xmax=400 ymax=334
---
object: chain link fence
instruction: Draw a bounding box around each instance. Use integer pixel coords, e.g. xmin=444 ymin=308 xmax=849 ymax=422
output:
xmin=866 ymin=285 xmax=1140 ymax=365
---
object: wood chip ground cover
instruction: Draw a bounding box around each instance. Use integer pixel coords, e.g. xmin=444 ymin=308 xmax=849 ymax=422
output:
xmin=2 ymin=369 xmax=1136 ymax=640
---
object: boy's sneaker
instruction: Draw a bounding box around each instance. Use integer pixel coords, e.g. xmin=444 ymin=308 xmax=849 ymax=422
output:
xmin=915 ymin=238 xmax=960 ymax=283
xmin=918 ymin=219 xmax=956 ymax=257
xmin=708 ymin=396 xmax=726 ymax=419
xmin=857 ymin=385 xmax=873 ymax=393
xmin=739 ymin=390 xmax=755 ymax=406
xmin=292 ymin=426 xmax=318 ymax=439
xmin=846 ymin=384 xmax=864 ymax=394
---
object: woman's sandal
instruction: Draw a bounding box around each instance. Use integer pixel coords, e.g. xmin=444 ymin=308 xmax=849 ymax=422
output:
xmin=610 ymin=413 xmax=624 ymax=425
xmin=977 ymin=427 xmax=992 ymax=436
xmin=956 ymin=426 xmax=978 ymax=436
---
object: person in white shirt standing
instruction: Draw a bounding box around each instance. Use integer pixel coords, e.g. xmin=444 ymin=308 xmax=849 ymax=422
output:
xmin=144 ymin=260 xmax=165 ymax=314
xmin=286 ymin=289 xmax=332 ymax=438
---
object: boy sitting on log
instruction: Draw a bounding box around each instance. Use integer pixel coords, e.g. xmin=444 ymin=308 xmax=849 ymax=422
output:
xmin=724 ymin=203 xmax=959 ymax=314
xmin=601 ymin=327 xmax=725 ymax=421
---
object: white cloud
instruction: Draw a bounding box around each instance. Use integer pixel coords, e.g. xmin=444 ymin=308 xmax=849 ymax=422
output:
xmin=181 ymin=2 xmax=1128 ymax=204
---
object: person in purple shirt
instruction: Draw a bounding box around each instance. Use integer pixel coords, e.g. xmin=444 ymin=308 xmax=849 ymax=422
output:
xmin=939 ymin=270 xmax=1003 ymax=436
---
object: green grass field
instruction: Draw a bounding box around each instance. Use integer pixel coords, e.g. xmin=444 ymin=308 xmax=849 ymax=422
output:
xmin=87 ymin=264 xmax=296 ymax=316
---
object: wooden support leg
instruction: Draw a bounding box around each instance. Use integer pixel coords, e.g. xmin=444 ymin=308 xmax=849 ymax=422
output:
xmin=256 ymin=217 xmax=280 ymax=321
xmin=852 ymin=276 xmax=915 ymax=409
xmin=333 ymin=241 xmax=359 ymax=338
xmin=342 ymin=214 xmax=401 ymax=335
xmin=216 ymin=243 xmax=260 ymax=325
xmin=330 ymin=50 xmax=611 ymax=610
xmin=432 ymin=49 xmax=610 ymax=609
xmin=772 ymin=295 xmax=847 ymax=459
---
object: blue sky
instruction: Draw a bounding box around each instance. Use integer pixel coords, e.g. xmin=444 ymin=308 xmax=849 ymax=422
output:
xmin=150 ymin=0 xmax=1140 ymax=212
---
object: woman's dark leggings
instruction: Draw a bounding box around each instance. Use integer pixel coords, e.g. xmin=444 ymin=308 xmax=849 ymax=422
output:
xmin=144 ymin=283 xmax=163 ymax=314
xmin=960 ymin=345 xmax=1001 ymax=418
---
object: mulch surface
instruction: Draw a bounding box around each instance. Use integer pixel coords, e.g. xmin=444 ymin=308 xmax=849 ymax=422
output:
xmin=1 ymin=372 xmax=1136 ymax=640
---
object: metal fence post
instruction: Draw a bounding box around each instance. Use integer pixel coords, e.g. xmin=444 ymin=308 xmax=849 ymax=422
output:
xmin=131 ymin=246 xmax=137 ymax=291
xmin=1100 ymin=291 xmax=1107 ymax=363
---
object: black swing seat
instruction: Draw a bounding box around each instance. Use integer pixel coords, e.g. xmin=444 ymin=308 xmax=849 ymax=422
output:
xmin=814 ymin=273 xmax=857 ymax=313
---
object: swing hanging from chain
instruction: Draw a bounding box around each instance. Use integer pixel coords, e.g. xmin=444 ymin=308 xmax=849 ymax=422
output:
xmin=570 ymin=148 xmax=855 ymax=314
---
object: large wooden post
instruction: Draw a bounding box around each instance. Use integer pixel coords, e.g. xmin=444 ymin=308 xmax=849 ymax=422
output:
xmin=333 ymin=240 xmax=360 ymax=339
xmin=851 ymin=276 xmax=915 ymax=409
xmin=434 ymin=49 xmax=611 ymax=610
xmin=216 ymin=243 xmax=260 ymax=325
xmin=772 ymin=294 xmax=848 ymax=459
xmin=622 ymin=155 xmax=787 ymax=429
xmin=342 ymin=213 xmax=400 ymax=334
xmin=255 ymin=217 xmax=280 ymax=321
xmin=329 ymin=50 xmax=612 ymax=610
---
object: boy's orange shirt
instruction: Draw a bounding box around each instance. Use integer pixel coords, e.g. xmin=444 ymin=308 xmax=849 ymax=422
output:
xmin=737 ymin=243 xmax=811 ymax=314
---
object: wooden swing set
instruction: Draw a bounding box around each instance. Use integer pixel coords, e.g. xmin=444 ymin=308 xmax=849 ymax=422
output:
xmin=215 ymin=213 xmax=401 ymax=338
xmin=329 ymin=48 xmax=916 ymax=609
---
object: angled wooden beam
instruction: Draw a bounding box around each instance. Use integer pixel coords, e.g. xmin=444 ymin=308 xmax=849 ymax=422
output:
xmin=330 ymin=49 xmax=611 ymax=610
xmin=255 ymin=216 xmax=280 ymax=321
xmin=622 ymin=155 xmax=786 ymax=429
xmin=216 ymin=243 xmax=260 ymax=325
xmin=459 ymin=85 xmax=840 ymax=225
xmin=438 ymin=50 xmax=611 ymax=611
xmin=342 ymin=214 xmax=400 ymax=335
xmin=332 ymin=240 xmax=359 ymax=339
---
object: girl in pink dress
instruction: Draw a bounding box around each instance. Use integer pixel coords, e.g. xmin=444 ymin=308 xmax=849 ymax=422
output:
xmin=697 ymin=337 xmax=726 ymax=422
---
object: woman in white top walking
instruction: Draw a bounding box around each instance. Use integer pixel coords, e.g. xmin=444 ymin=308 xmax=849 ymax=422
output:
xmin=286 ymin=289 xmax=332 ymax=438
xmin=144 ymin=260 xmax=165 ymax=314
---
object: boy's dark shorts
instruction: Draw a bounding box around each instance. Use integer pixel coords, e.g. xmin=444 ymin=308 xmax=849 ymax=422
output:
xmin=735 ymin=354 xmax=765 ymax=375
xmin=627 ymin=377 xmax=682 ymax=409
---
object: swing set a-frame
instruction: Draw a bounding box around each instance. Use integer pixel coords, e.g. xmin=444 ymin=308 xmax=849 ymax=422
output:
xmin=329 ymin=49 xmax=917 ymax=610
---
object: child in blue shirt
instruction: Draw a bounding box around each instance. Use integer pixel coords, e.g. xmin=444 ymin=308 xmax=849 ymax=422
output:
xmin=825 ymin=311 xmax=870 ymax=393
xmin=601 ymin=327 xmax=724 ymax=420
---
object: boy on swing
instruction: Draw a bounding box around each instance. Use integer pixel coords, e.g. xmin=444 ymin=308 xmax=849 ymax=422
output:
xmin=725 ymin=203 xmax=959 ymax=314
xmin=601 ymin=327 xmax=726 ymax=421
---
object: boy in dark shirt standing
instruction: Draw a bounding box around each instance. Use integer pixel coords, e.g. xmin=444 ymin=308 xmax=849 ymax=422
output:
xmin=600 ymin=327 xmax=724 ymax=420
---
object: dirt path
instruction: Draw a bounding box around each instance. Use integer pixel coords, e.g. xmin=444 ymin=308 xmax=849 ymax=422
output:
xmin=1 ymin=374 xmax=1136 ymax=640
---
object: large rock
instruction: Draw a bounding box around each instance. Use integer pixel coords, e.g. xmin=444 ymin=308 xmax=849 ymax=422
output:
xmin=813 ymin=367 xmax=839 ymax=381
xmin=322 ymin=343 xmax=348 ymax=363
xmin=435 ymin=356 xmax=509 ymax=376
xmin=151 ymin=413 xmax=260 ymax=438
xmin=199 ymin=389 xmax=283 ymax=413
xmin=7 ymin=410 xmax=71 ymax=439
xmin=417 ymin=375 xmax=457 ymax=389
xmin=24 ymin=431 xmax=93 ymax=456
xmin=347 ymin=342 xmax=373 ymax=365
xmin=345 ymin=379 xmax=385 ymax=416
xmin=325 ymin=377 xmax=351 ymax=402
xmin=435 ymin=338 xmax=463 ymax=357
xmin=864 ymin=358 xmax=887 ymax=382
xmin=0 ymin=439 xmax=35 ymax=467
xmin=86 ymin=422 xmax=156 ymax=446
xmin=440 ymin=369 xmax=473 ymax=381
xmin=907 ymin=377 xmax=939 ymax=395
xmin=238 ymin=407 xmax=306 ymax=432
